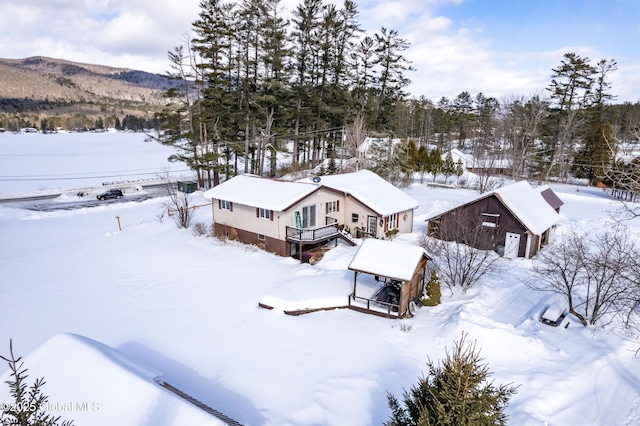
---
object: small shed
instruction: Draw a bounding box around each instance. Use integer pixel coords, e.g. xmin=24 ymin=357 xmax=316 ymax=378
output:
xmin=426 ymin=181 xmax=562 ymax=259
xmin=177 ymin=181 xmax=198 ymax=193
xmin=347 ymin=239 xmax=431 ymax=318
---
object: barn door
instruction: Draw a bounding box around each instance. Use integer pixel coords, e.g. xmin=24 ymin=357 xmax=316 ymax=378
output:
xmin=504 ymin=232 xmax=520 ymax=258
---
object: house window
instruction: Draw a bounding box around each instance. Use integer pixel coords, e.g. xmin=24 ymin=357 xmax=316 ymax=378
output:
xmin=258 ymin=234 xmax=266 ymax=241
xmin=220 ymin=200 xmax=232 ymax=211
xmin=257 ymin=208 xmax=272 ymax=220
xmin=481 ymin=213 xmax=500 ymax=228
xmin=351 ymin=213 xmax=359 ymax=223
xmin=326 ymin=200 xmax=339 ymax=213
xmin=385 ymin=213 xmax=398 ymax=231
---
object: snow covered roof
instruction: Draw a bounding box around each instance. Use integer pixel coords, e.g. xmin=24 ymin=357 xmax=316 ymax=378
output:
xmin=204 ymin=170 xmax=418 ymax=216
xmin=203 ymin=174 xmax=319 ymax=211
xmin=426 ymin=181 xmax=561 ymax=236
xmin=443 ymin=149 xmax=472 ymax=167
xmin=312 ymin=170 xmax=419 ymax=216
xmin=348 ymin=238 xmax=430 ymax=282
xmin=493 ymin=181 xmax=561 ymax=235
xmin=0 ymin=333 xmax=225 ymax=425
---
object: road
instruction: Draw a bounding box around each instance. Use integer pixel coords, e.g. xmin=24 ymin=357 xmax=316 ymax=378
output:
xmin=0 ymin=183 xmax=170 ymax=211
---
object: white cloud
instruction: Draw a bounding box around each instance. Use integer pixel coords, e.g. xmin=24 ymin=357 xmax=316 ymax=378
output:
xmin=0 ymin=0 xmax=637 ymax=102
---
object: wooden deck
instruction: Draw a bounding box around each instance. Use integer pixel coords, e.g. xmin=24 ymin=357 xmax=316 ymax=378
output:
xmin=286 ymin=224 xmax=357 ymax=246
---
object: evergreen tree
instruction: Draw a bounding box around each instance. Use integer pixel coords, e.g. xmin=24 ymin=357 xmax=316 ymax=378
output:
xmin=372 ymin=27 xmax=414 ymax=131
xmin=572 ymin=120 xmax=614 ymax=185
xmin=386 ymin=333 xmax=518 ymax=426
xmin=416 ymin=145 xmax=430 ymax=183
xmin=571 ymin=58 xmax=617 ymax=186
xmin=1 ymin=340 xmax=74 ymax=426
xmin=290 ymin=0 xmax=323 ymax=166
xmin=452 ymin=91 xmax=472 ymax=148
xmin=442 ymin=151 xmax=455 ymax=184
xmin=406 ymin=139 xmax=419 ymax=174
xmin=429 ymin=147 xmax=443 ymax=182
xmin=191 ymin=0 xmax=237 ymax=186
xmin=545 ymin=52 xmax=596 ymax=180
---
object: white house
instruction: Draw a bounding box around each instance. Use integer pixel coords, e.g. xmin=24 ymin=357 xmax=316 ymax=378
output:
xmin=203 ymin=170 xmax=418 ymax=259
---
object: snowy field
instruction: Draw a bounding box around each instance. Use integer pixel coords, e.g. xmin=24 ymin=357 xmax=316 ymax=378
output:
xmin=0 ymin=132 xmax=639 ymax=425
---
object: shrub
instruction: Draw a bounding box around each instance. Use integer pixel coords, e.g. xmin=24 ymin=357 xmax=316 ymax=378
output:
xmin=191 ymin=222 xmax=209 ymax=237
xmin=421 ymin=270 xmax=442 ymax=306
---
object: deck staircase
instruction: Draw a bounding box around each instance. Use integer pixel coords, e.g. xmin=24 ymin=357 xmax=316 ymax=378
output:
xmin=337 ymin=229 xmax=358 ymax=246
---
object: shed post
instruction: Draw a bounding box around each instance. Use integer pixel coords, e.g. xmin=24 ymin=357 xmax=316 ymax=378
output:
xmin=352 ymin=272 xmax=358 ymax=298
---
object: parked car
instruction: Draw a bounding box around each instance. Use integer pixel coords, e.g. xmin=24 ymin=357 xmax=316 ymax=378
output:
xmin=540 ymin=303 xmax=566 ymax=327
xmin=97 ymin=189 xmax=123 ymax=200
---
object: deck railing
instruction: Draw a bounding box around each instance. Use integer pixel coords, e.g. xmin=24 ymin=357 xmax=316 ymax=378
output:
xmin=286 ymin=224 xmax=339 ymax=242
xmin=348 ymin=294 xmax=401 ymax=318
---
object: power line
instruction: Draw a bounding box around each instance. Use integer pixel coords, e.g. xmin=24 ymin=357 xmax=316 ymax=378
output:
xmin=0 ymin=168 xmax=191 ymax=182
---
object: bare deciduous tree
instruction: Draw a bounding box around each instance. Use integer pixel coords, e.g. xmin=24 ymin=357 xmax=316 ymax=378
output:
xmin=162 ymin=177 xmax=194 ymax=229
xmin=344 ymin=112 xmax=367 ymax=168
xmin=419 ymin=209 xmax=502 ymax=291
xmin=527 ymin=225 xmax=640 ymax=327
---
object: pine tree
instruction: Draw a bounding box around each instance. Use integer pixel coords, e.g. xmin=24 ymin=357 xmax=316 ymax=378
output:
xmin=372 ymin=27 xmax=414 ymax=131
xmin=1 ymin=339 xmax=74 ymax=426
xmin=545 ymin=52 xmax=596 ymax=180
xmin=386 ymin=333 xmax=518 ymax=426
xmin=441 ymin=151 xmax=456 ymax=184
xmin=416 ymin=145 xmax=430 ymax=183
xmin=430 ymin=147 xmax=443 ymax=182
xmin=572 ymin=120 xmax=614 ymax=185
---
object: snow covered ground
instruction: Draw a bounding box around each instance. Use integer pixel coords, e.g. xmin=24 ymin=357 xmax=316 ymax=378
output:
xmin=0 ymin=132 xmax=639 ymax=425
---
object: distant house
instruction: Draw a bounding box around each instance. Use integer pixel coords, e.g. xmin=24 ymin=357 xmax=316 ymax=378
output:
xmin=426 ymin=181 xmax=562 ymax=259
xmin=443 ymin=149 xmax=512 ymax=175
xmin=203 ymin=170 xmax=419 ymax=260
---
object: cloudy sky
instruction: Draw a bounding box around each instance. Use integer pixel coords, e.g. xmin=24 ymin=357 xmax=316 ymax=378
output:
xmin=1 ymin=0 xmax=638 ymax=102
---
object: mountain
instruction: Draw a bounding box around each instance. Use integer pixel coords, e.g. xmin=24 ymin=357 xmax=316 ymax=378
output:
xmin=0 ymin=56 xmax=178 ymax=114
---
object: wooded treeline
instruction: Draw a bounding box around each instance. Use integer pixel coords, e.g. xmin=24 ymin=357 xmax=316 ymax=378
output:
xmin=144 ymin=0 xmax=640 ymax=189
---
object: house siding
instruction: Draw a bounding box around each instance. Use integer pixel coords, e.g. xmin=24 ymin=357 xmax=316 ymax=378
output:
xmin=215 ymin=223 xmax=289 ymax=256
xmin=210 ymin=177 xmax=418 ymax=258
xmin=429 ymin=195 xmax=528 ymax=257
